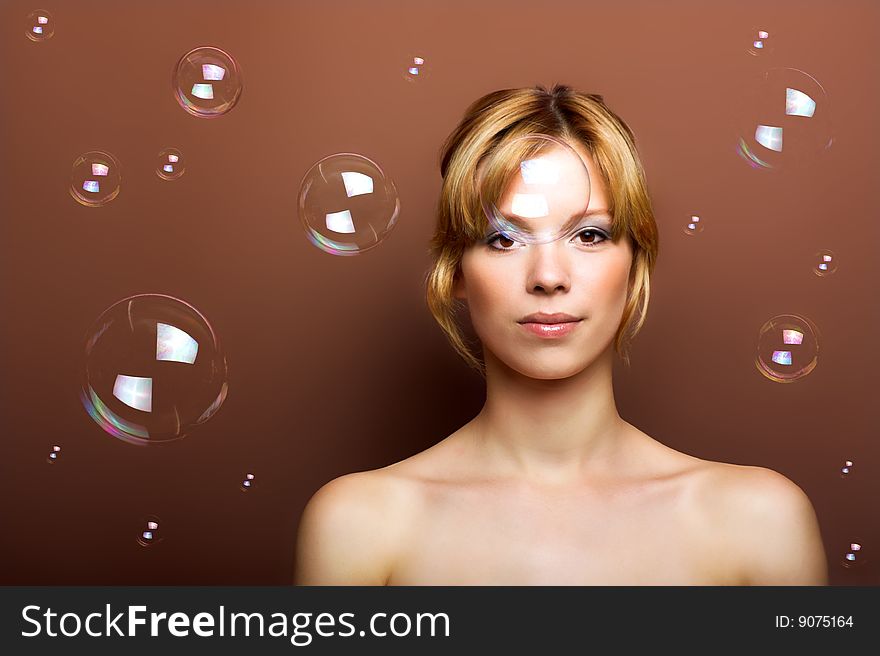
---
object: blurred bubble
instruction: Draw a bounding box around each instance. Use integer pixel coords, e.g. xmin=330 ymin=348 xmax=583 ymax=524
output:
xmin=240 ymin=472 xmax=255 ymax=492
xmin=403 ymin=54 xmax=429 ymax=82
xmin=80 ymin=294 xmax=228 ymax=446
xmin=736 ymin=67 xmax=832 ymax=171
xmin=842 ymin=540 xmax=867 ymax=569
xmin=137 ymin=515 xmax=164 ymax=547
xmin=173 ymin=46 xmax=242 ymax=118
xmin=479 ymin=134 xmax=592 ymax=245
xmin=746 ymin=26 xmax=773 ymax=57
xmin=682 ymin=214 xmax=704 ymax=236
xmin=839 ymin=459 xmax=853 ymax=478
xmin=754 ymin=314 xmax=820 ymax=383
xmin=70 ymin=151 xmax=122 ymax=207
xmin=156 ymin=147 xmax=186 ymax=181
xmin=298 ymin=153 xmax=400 ymax=255
xmin=46 ymin=445 xmax=61 ymax=464
xmin=25 ymin=9 xmax=54 ymax=42
xmin=813 ymin=249 xmax=837 ymax=277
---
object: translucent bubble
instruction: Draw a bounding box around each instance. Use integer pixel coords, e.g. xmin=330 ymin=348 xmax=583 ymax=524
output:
xmin=754 ymin=314 xmax=820 ymax=383
xmin=479 ymin=134 xmax=592 ymax=245
xmin=70 ymin=151 xmax=122 ymax=207
xmin=403 ymin=54 xmax=429 ymax=82
xmin=839 ymin=459 xmax=853 ymax=478
xmin=736 ymin=68 xmax=832 ymax=171
xmin=746 ymin=26 xmax=773 ymax=57
xmin=137 ymin=515 xmax=164 ymax=547
xmin=25 ymin=9 xmax=54 ymax=42
xmin=298 ymin=153 xmax=401 ymax=255
xmin=156 ymin=147 xmax=186 ymax=181
xmin=842 ymin=540 xmax=867 ymax=569
xmin=46 ymin=445 xmax=61 ymax=464
xmin=80 ymin=294 xmax=228 ymax=446
xmin=813 ymin=249 xmax=837 ymax=277
xmin=240 ymin=472 xmax=255 ymax=492
xmin=682 ymin=214 xmax=704 ymax=236
xmin=173 ymin=46 xmax=242 ymax=118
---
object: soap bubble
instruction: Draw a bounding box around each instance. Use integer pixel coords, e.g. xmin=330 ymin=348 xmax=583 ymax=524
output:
xmin=173 ymin=46 xmax=242 ymax=118
xmin=683 ymin=214 xmax=704 ymax=236
xmin=240 ymin=472 xmax=255 ymax=492
xmin=736 ymin=67 xmax=832 ymax=171
xmin=842 ymin=540 xmax=867 ymax=569
xmin=403 ymin=54 xmax=429 ymax=82
xmin=754 ymin=313 xmax=820 ymax=383
xmin=137 ymin=515 xmax=164 ymax=547
xmin=746 ymin=26 xmax=773 ymax=57
xmin=813 ymin=249 xmax=837 ymax=277
xmin=25 ymin=9 xmax=54 ymax=42
xmin=156 ymin=147 xmax=186 ymax=181
xmin=478 ymin=134 xmax=592 ymax=245
xmin=46 ymin=445 xmax=61 ymax=464
xmin=839 ymin=459 xmax=853 ymax=478
xmin=298 ymin=153 xmax=401 ymax=255
xmin=70 ymin=151 xmax=122 ymax=207
xmin=80 ymin=294 xmax=228 ymax=445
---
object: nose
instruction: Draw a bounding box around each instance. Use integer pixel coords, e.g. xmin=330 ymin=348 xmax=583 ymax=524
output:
xmin=525 ymin=241 xmax=571 ymax=293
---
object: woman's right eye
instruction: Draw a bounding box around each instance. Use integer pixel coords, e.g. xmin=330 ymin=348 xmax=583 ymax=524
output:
xmin=485 ymin=233 xmax=518 ymax=249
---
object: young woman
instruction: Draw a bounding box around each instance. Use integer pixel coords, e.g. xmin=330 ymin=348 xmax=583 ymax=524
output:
xmin=294 ymin=84 xmax=828 ymax=585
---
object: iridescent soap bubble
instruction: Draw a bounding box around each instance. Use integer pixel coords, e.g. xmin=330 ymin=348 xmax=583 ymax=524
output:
xmin=173 ymin=46 xmax=242 ymax=118
xmin=736 ymin=68 xmax=833 ymax=171
xmin=754 ymin=313 xmax=820 ymax=383
xmin=25 ymin=9 xmax=54 ymax=42
xmin=683 ymin=214 xmax=704 ymax=236
xmin=839 ymin=459 xmax=853 ymax=478
xmin=80 ymin=294 xmax=228 ymax=446
xmin=240 ymin=472 xmax=255 ymax=492
xmin=298 ymin=153 xmax=401 ymax=255
xmin=70 ymin=151 xmax=122 ymax=207
xmin=478 ymin=134 xmax=592 ymax=246
xmin=403 ymin=54 xmax=429 ymax=82
xmin=842 ymin=540 xmax=867 ymax=569
xmin=746 ymin=26 xmax=773 ymax=57
xmin=46 ymin=445 xmax=61 ymax=464
xmin=156 ymin=147 xmax=186 ymax=181
xmin=136 ymin=515 xmax=164 ymax=547
xmin=813 ymin=249 xmax=837 ymax=277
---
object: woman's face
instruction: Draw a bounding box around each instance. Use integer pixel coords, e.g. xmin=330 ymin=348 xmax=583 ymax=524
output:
xmin=453 ymin=141 xmax=634 ymax=379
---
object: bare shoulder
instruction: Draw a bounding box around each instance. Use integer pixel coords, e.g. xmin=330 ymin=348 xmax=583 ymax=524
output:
xmin=293 ymin=468 xmax=417 ymax=585
xmin=694 ymin=462 xmax=828 ymax=585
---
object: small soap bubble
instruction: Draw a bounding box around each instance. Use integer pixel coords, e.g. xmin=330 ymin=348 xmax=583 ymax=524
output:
xmin=240 ymin=472 xmax=255 ymax=492
xmin=403 ymin=54 xmax=429 ymax=82
xmin=746 ymin=26 xmax=773 ymax=57
xmin=736 ymin=67 xmax=833 ymax=171
xmin=812 ymin=249 xmax=837 ymax=277
xmin=839 ymin=459 xmax=853 ymax=478
xmin=478 ymin=134 xmax=592 ymax=245
xmin=70 ymin=151 xmax=122 ymax=207
xmin=298 ymin=153 xmax=401 ymax=255
xmin=173 ymin=46 xmax=242 ymax=118
xmin=842 ymin=540 xmax=867 ymax=569
xmin=682 ymin=214 xmax=703 ymax=236
xmin=156 ymin=147 xmax=186 ymax=181
xmin=754 ymin=314 xmax=820 ymax=383
xmin=80 ymin=294 xmax=229 ymax=445
xmin=136 ymin=515 xmax=164 ymax=547
xmin=46 ymin=445 xmax=61 ymax=464
xmin=25 ymin=9 xmax=54 ymax=42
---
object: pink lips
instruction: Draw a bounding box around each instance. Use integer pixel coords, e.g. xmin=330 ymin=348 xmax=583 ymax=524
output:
xmin=519 ymin=320 xmax=581 ymax=338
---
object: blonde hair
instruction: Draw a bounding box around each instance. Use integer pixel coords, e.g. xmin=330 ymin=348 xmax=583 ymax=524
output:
xmin=425 ymin=84 xmax=659 ymax=378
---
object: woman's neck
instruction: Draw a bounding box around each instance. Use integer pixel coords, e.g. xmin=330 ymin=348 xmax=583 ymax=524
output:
xmin=469 ymin=346 xmax=630 ymax=487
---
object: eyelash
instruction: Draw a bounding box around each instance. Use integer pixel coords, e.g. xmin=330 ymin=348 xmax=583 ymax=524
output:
xmin=484 ymin=228 xmax=610 ymax=251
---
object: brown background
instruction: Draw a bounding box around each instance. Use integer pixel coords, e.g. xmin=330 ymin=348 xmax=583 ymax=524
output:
xmin=1 ymin=0 xmax=877 ymax=585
